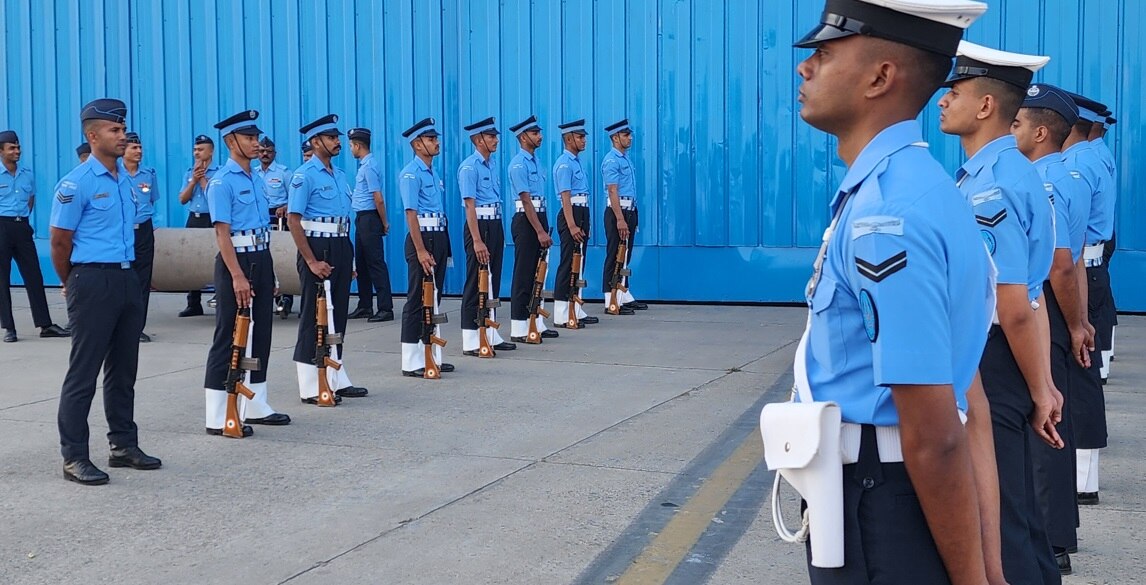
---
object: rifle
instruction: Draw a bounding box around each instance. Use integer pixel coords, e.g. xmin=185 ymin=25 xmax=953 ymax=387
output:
xmin=567 ymin=241 xmax=587 ymax=328
xmin=606 ymin=238 xmax=631 ymax=315
xmin=223 ymin=264 xmax=260 ymax=439
xmin=422 ymin=273 xmax=448 ymax=378
xmin=314 ymin=276 xmax=342 ymax=406
xmin=526 ymin=248 xmax=552 ymax=343
xmin=477 ymin=264 xmax=500 ymax=358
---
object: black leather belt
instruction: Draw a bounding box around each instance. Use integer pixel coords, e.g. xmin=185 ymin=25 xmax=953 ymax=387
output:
xmin=73 ymin=262 xmax=132 ymax=270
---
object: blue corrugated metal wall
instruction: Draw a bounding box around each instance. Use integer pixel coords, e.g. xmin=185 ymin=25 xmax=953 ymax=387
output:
xmin=1 ymin=0 xmax=1141 ymax=307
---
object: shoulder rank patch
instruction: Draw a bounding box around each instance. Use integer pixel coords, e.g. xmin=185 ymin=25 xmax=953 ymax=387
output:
xmin=975 ymin=209 xmax=1008 ymax=227
xmin=971 ymin=188 xmax=1002 ymax=206
xmin=855 ymin=251 xmax=907 ymax=283
xmin=851 ymin=216 xmax=904 ymax=239
xmin=858 ymin=289 xmax=879 ymax=342
xmin=55 ymin=192 xmax=74 ymax=204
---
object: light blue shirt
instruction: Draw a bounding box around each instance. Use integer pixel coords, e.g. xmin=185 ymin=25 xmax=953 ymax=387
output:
xmin=458 ymin=150 xmax=501 ymax=206
xmin=255 ymin=161 xmax=290 ymax=209
xmin=1090 ymin=137 xmax=1117 ymax=240
xmin=507 ymin=148 xmax=546 ymax=205
xmin=207 ymin=159 xmax=271 ymax=232
xmin=126 ymin=166 xmax=160 ymax=224
xmin=0 ymin=165 xmax=34 ymax=217
xmin=352 ymin=153 xmax=384 ymax=213
xmin=1063 ymin=141 xmax=1113 ymax=245
xmin=182 ymin=164 xmax=219 ymax=214
xmin=49 ymin=158 xmax=136 ymax=263
xmin=553 ymin=149 xmax=589 ymax=196
xmin=804 ymin=121 xmax=992 ymax=426
xmin=398 ymin=157 xmax=444 ymax=213
xmin=1032 ymin=153 xmax=1090 ymax=263
xmin=957 ymin=135 xmax=1054 ymax=301
xmin=601 ymin=147 xmax=637 ymax=202
xmin=287 ymin=157 xmax=352 ymax=219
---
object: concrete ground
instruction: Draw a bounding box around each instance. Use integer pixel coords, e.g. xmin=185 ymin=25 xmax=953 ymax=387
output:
xmin=0 ymin=290 xmax=1141 ymax=585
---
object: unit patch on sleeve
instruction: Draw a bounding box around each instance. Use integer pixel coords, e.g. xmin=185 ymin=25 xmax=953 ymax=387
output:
xmin=858 ymin=289 xmax=879 ymax=342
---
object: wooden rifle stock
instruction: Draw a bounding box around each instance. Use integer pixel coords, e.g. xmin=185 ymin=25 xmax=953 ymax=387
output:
xmin=477 ymin=265 xmax=497 ymax=358
xmin=422 ymin=276 xmax=447 ymax=378
xmin=606 ymin=239 xmax=631 ymax=315
xmin=526 ymin=250 xmax=550 ymax=343
xmin=567 ymin=242 xmax=587 ymax=328
xmin=223 ymin=308 xmax=258 ymax=438
xmin=314 ymin=281 xmax=340 ymax=406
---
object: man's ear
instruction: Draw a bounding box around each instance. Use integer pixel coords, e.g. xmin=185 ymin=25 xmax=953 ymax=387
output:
xmin=864 ymin=60 xmax=897 ymax=100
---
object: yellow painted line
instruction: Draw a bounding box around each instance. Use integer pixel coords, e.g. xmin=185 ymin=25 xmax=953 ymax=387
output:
xmin=614 ymin=428 xmax=764 ymax=585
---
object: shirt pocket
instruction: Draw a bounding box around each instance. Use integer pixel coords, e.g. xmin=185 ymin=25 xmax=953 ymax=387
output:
xmin=237 ymin=188 xmax=255 ymax=204
xmin=314 ymin=185 xmax=336 ymax=200
xmin=90 ymin=194 xmax=115 ymax=211
xmin=809 ymin=275 xmax=848 ymax=373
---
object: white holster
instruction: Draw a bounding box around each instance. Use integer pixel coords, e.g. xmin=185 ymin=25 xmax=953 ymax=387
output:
xmin=759 ymin=314 xmax=844 ymax=568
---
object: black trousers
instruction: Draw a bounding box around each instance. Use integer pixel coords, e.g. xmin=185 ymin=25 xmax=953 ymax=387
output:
xmin=1074 ymin=267 xmax=1109 ymax=448
xmin=807 ymin=426 xmax=950 ymax=584
xmin=292 ymin=236 xmax=353 ymax=364
xmin=204 ymin=249 xmax=274 ymax=388
xmin=354 ymin=211 xmax=393 ymax=312
xmin=510 ymin=212 xmax=549 ymax=321
xmin=401 ymin=231 xmax=450 ymax=343
xmin=555 ymin=205 xmax=590 ymax=302
xmin=980 ymin=327 xmax=1059 ymax=585
xmin=461 ymin=218 xmax=505 ymax=331
xmin=1032 ymin=283 xmax=1079 ymax=551
xmin=185 ymin=213 xmax=212 ymax=306
xmin=602 ymin=207 xmax=638 ymax=294
xmin=1087 ymin=263 xmax=1116 ymax=353
xmin=132 ymin=219 xmax=154 ymax=331
xmin=57 ymin=265 xmax=142 ymax=461
xmin=0 ymin=217 xmax=52 ymax=330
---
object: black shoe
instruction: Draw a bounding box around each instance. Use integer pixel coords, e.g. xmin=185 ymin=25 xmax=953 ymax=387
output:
xmin=108 ymin=446 xmax=162 ymax=470
xmin=558 ymin=322 xmax=581 ymax=329
xmin=301 ymin=396 xmax=342 ymax=405
xmin=348 ymin=307 xmax=373 ymax=319
xmin=206 ymin=426 xmax=253 ymax=437
xmin=3 ymin=329 xmax=15 ymax=343
xmin=1101 ymin=377 xmax=1108 ymax=385
xmin=206 ymin=295 xmax=218 ymax=309
xmin=580 ymin=316 xmax=599 ymax=324
xmin=40 ymin=324 xmax=70 ymax=338
xmin=624 ymin=301 xmax=649 ymax=310
xmin=403 ymin=369 xmax=426 ymax=378
xmin=1077 ymin=491 xmax=1099 ymax=505
xmin=510 ymin=336 xmax=528 ymax=343
xmin=63 ymin=459 xmax=109 ymax=485
xmin=280 ymin=297 xmax=293 ymax=319
xmin=335 ymin=386 xmax=368 ymax=398
xmin=245 ymin=413 xmax=291 ymax=425
xmin=1056 ymin=551 xmax=1072 ymax=575
xmin=541 ymin=330 xmax=559 ymax=339
xmin=463 ymin=350 xmax=480 ymax=357
xmin=139 ymin=332 xmax=151 ymax=343
xmin=368 ymin=310 xmax=395 ymax=323
xmin=440 ymin=363 xmax=455 ymax=373
xmin=493 ymin=342 xmax=517 ymax=351
xmin=179 ymin=305 xmax=204 ymax=318
xmin=1066 ymin=545 xmax=1078 ymax=554
xmin=610 ymin=306 xmax=636 ymax=315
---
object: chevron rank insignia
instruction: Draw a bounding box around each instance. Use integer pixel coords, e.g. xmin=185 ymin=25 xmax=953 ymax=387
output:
xmin=855 ymin=251 xmax=907 ymax=283
xmin=55 ymin=191 xmax=74 ymax=204
xmin=975 ymin=209 xmax=1008 ymax=228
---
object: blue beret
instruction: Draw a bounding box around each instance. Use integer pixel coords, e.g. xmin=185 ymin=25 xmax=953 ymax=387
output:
xmin=259 ymin=137 xmax=275 ymax=148
xmin=76 ymin=142 xmax=91 ymax=156
xmin=1022 ymin=84 xmax=1079 ymax=126
xmin=194 ymin=134 xmax=214 ymax=146
xmin=348 ymin=127 xmax=372 ymax=142
xmin=302 ymin=139 xmax=313 ymax=153
xmin=80 ymin=98 xmax=127 ymax=124
xmin=125 ymin=132 xmax=141 ymax=144
xmin=0 ymin=130 xmax=18 ymax=145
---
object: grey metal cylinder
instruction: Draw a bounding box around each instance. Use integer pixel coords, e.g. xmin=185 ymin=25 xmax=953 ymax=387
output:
xmin=151 ymin=228 xmax=303 ymax=295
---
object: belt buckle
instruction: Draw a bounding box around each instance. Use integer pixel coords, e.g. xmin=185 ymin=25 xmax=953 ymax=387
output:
xmin=120 ymin=261 xmax=131 ymax=269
